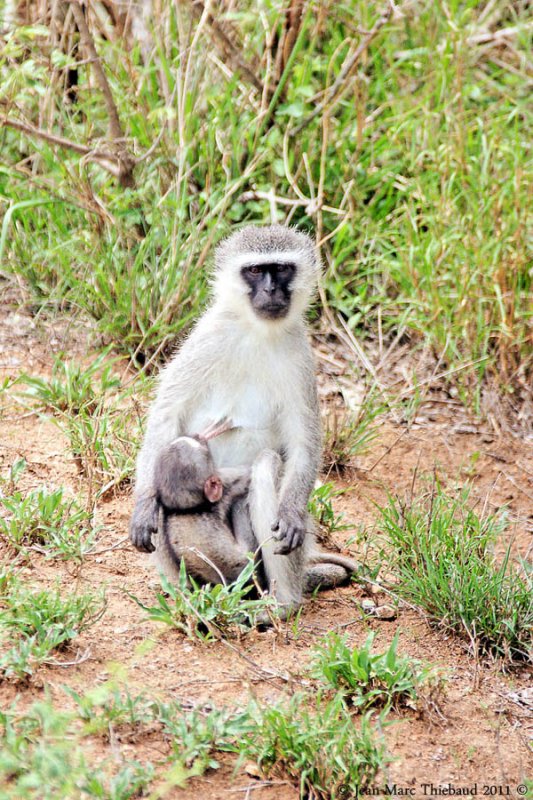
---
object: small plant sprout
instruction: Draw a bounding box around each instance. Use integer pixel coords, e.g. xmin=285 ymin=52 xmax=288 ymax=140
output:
xmin=308 ymin=482 xmax=352 ymax=539
xmin=0 ymin=582 xmax=105 ymax=681
xmin=17 ymin=349 xmax=120 ymax=415
xmin=0 ymin=482 xmax=96 ymax=561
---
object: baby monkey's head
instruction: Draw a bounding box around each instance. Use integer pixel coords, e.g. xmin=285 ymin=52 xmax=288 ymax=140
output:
xmin=154 ymin=436 xmax=223 ymax=512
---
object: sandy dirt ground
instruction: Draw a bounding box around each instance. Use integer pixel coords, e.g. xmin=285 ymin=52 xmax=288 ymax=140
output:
xmin=0 ymin=301 xmax=531 ymax=799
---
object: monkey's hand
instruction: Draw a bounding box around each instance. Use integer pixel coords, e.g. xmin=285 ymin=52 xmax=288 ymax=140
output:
xmin=271 ymin=504 xmax=307 ymax=554
xmin=129 ymin=493 xmax=160 ymax=553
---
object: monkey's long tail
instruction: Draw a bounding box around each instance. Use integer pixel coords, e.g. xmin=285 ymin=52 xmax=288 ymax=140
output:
xmin=309 ymin=551 xmax=359 ymax=573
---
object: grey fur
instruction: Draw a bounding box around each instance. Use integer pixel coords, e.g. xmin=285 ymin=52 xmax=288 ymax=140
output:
xmin=153 ymin=440 xmax=357 ymax=609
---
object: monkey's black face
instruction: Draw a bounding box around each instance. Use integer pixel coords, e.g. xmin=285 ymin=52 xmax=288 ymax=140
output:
xmin=241 ymin=263 xmax=296 ymax=320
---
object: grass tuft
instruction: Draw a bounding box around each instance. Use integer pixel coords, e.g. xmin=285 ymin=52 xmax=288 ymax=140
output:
xmin=16 ymin=357 xmax=146 ymax=498
xmin=378 ymin=486 xmax=532 ymax=663
xmin=0 ymin=466 xmax=96 ymax=561
xmin=0 ymin=582 xmax=105 ymax=681
xmin=240 ymin=692 xmax=386 ymax=799
xmin=310 ymin=631 xmax=439 ymax=713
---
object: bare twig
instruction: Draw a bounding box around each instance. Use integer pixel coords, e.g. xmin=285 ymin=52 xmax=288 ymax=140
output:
xmin=467 ymin=21 xmax=533 ymax=46
xmin=44 ymin=647 xmax=92 ymax=667
xmin=1 ymin=116 xmax=115 ymax=162
xmin=68 ymin=0 xmax=135 ymax=187
xmin=363 ymin=427 xmax=409 ymax=473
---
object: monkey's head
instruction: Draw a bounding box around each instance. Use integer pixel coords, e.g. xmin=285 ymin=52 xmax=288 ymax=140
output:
xmin=154 ymin=436 xmax=223 ymax=512
xmin=213 ymin=225 xmax=320 ymax=325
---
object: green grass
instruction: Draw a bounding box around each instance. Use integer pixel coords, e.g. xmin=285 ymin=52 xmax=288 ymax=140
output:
xmin=0 ymin=682 xmax=385 ymax=799
xmin=7 ymin=683 xmax=390 ymax=798
xmin=0 ymin=2 xmax=530 ymax=407
xmin=61 ymin=402 xmax=141 ymax=498
xmin=0 ymin=461 xmax=96 ymax=561
xmin=377 ymin=486 xmax=533 ymax=663
xmin=66 ymin=681 xmax=246 ymax=780
xmin=310 ymin=631 xmax=439 ymax=713
xmin=0 ymin=699 xmax=153 ymax=800
xmin=240 ymin=692 xmax=386 ymax=798
xmin=16 ymin=350 xmax=121 ymax=414
xmin=130 ymin=559 xmax=278 ymax=640
xmin=308 ymin=482 xmax=352 ymax=538
xmin=0 ymin=581 xmax=105 ymax=681
xmin=15 ymin=357 xmax=147 ymax=498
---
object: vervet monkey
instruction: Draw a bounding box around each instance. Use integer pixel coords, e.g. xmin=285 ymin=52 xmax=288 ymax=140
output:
xmin=153 ymin=432 xmax=358 ymax=594
xmin=131 ymin=224 xmax=349 ymax=612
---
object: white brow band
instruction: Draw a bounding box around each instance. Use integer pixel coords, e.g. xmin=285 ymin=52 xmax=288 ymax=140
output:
xmin=229 ymin=251 xmax=303 ymax=269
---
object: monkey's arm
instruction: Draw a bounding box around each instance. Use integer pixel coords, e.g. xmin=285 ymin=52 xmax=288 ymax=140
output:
xmin=272 ymin=351 xmax=321 ymax=555
xmin=130 ymin=403 xmax=186 ymax=551
xmin=130 ymin=322 xmax=217 ymax=552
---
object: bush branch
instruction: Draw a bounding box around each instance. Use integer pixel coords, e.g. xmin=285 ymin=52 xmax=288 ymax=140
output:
xmin=68 ymin=0 xmax=135 ymax=187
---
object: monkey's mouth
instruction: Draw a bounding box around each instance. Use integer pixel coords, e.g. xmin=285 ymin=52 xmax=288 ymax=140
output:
xmin=256 ymin=303 xmax=289 ymax=319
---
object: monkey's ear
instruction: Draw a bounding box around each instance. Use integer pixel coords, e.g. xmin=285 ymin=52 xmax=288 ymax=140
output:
xmin=204 ymin=475 xmax=223 ymax=503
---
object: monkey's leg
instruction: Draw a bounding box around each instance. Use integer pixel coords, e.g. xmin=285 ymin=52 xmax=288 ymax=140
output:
xmin=248 ymin=450 xmax=308 ymax=614
xmin=155 ymin=513 xmax=249 ymax=585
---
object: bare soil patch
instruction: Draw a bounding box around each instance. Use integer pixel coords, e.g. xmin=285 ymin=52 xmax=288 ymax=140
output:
xmin=1 ymin=302 xmax=531 ymax=798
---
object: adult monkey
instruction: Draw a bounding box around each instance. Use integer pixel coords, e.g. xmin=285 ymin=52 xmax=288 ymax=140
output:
xmin=130 ymin=225 xmax=349 ymax=613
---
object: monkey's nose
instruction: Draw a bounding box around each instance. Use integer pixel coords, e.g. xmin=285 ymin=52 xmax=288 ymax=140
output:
xmin=263 ymin=273 xmax=275 ymax=294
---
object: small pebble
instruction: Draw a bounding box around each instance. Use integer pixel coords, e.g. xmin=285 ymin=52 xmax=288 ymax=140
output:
xmin=360 ymin=598 xmax=397 ymax=620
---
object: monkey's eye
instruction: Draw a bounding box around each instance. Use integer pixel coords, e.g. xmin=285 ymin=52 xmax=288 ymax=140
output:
xmin=247 ymin=266 xmax=262 ymax=276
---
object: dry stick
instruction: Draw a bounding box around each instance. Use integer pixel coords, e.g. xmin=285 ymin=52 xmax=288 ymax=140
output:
xmin=68 ymin=0 xmax=135 ymax=187
xmin=364 ymin=427 xmax=409 ymax=474
xmin=274 ymin=0 xmax=306 ymax=85
xmin=393 ymin=356 xmax=490 ymax=396
xmin=336 ymin=312 xmax=383 ymax=387
xmin=293 ymin=3 xmax=393 ymax=134
xmin=467 ymin=21 xmax=533 ymax=46
xmin=44 ymin=647 xmax=92 ymax=668
xmin=1 ymin=116 xmax=116 ymax=163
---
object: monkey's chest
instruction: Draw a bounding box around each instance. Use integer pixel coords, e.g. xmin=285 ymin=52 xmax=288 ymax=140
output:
xmin=188 ymin=384 xmax=280 ymax=468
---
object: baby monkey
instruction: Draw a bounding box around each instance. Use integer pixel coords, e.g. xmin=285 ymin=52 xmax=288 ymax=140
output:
xmin=153 ymin=420 xmax=257 ymax=585
xmin=152 ymin=420 xmax=358 ymax=598
xmin=155 ymin=419 xmax=247 ymax=515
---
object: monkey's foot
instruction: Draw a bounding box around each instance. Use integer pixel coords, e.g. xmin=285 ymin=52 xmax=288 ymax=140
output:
xmin=304 ymin=563 xmax=353 ymax=594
